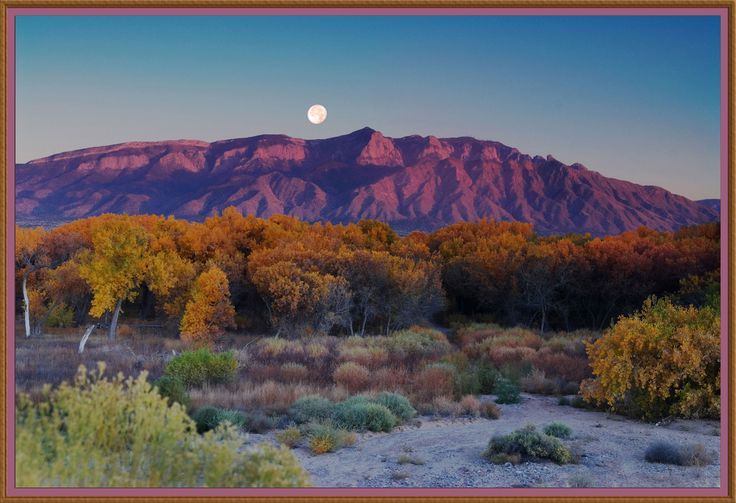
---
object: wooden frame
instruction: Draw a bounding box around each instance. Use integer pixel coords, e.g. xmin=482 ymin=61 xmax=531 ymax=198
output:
xmin=0 ymin=3 xmax=733 ymax=502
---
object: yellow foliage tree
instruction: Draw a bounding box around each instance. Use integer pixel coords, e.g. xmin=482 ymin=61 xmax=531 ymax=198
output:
xmin=580 ymin=296 xmax=720 ymax=419
xmin=79 ymin=217 xmax=149 ymax=339
xmin=180 ymin=266 xmax=236 ymax=347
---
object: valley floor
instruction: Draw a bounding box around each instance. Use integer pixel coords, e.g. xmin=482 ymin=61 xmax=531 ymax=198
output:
xmin=250 ymin=394 xmax=721 ymax=488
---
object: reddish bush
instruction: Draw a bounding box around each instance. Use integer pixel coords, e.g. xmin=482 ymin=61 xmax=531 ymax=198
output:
xmin=333 ymin=362 xmax=370 ymax=393
xmin=412 ymin=364 xmax=456 ymax=402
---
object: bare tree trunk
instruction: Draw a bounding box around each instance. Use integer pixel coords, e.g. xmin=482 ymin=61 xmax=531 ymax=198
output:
xmin=22 ymin=272 xmax=31 ymax=337
xmin=79 ymin=324 xmax=96 ymax=353
xmin=109 ymin=299 xmax=123 ymax=340
xmin=360 ymin=309 xmax=369 ymax=337
xmin=540 ymin=307 xmax=546 ymax=335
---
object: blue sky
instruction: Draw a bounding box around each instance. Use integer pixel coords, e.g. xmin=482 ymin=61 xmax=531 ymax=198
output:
xmin=16 ymin=15 xmax=721 ymax=199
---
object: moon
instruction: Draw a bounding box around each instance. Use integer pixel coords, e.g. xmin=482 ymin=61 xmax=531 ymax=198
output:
xmin=307 ymin=104 xmax=327 ymax=125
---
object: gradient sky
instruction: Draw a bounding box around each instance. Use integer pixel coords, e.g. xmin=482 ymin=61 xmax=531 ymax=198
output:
xmin=16 ymin=15 xmax=721 ymax=199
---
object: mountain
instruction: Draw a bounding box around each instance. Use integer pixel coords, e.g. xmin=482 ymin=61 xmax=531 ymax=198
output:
xmin=15 ymin=127 xmax=718 ymax=236
xmin=697 ymin=199 xmax=721 ymax=215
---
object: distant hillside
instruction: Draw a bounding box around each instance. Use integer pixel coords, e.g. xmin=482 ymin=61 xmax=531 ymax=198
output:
xmin=16 ymin=128 xmax=718 ymax=236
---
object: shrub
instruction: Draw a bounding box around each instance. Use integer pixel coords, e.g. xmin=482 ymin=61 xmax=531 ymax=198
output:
xmin=484 ymin=425 xmax=572 ymax=464
xmin=568 ymin=474 xmax=594 ymax=487
xmin=332 ymin=397 xmax=397 ymax=432
xmin=413 ymin=363 xmax=456 ymax=402
xmin=164 ymin=348 xmax=237 ymax=388
xmin=644 ymin=441 xmax=714 ymax=466
xmin=44 ymin=302 xmax=75 ymax=328
xmin=15 ymin=364 xmax=310 ymax=487
xmin=430 ymin=396 xmax=463 ymax=417
xmin=397 ymin=454 xmax=425 ymax=465
xmin=581 ymin=297 xmax=720 ymax=420
xmin=275 ymin=426 xmax=302 ymax=448
xmin=485 ymin=452 xmax=522 ymax=465
xmin=153 ymin=375 xmax=191 ymax=410
xmin=459 ymin=395 xmax=481 ymax=416
xmin=304 ymin=423 xmax=355 ymax=455
xmin=681 ymin=443 xmax=714 ymax=466
xmin=192 ymin=406 xmax=245 ymax=433
xmin=383 ymin=327 xmax=452 ymax=365
xmin=333 ymin=362 xmax=370 ymax=393
xmin=289 ymin=395 xmax=335 ymax=424
xmin=521 ymin=368 xmax=559 ymax=395
xmin=280 ymin=363 xmax=310 ymax=382
xmin=304 ymin=341 xmax=330 ymax=360
xmin=558 ymin=396 xmax=571 ymax=406
xmin=480 ymin=401 xmax=501 ymax=419
xmin=243 ymin=411 xmax=275 ymax=433
xmin=373 ymin=392 xmax=416 ymax=422
xmin=494 ymin=378 xmax=521 ymax=404
xmin=570 ymin=396 xmax=588 ymax=409
xmin=543 ymin=422 xmax=573 ymax=439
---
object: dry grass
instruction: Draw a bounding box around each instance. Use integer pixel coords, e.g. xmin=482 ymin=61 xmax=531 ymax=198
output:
xmin=15 ymin=330 xmax=183 ymax=394
xmin=459 ymin=395 xmax=481 ymax=416
xmin=189 ymin=380 xmax=349 ymax=413
xmin=333 ymin=362 xmax=371 ymax=393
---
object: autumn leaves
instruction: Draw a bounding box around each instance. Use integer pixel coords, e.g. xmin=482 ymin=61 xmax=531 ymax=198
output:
xmin=15 ymin=209 xmax=720 ymax=346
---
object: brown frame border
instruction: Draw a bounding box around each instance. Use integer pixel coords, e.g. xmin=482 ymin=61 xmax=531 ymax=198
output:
xmin=0 ymin=2 xmax=733 ymax=502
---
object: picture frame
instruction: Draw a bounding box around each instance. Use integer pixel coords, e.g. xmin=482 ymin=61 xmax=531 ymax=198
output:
xmin=1 ymin=2 xmax=733 ymax=502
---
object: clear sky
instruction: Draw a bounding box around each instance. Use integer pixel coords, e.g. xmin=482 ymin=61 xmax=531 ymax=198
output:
xmin=16 ymin=15 xmax=721 ymax=199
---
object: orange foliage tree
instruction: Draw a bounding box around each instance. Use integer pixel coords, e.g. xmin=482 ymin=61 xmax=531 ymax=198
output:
xmin=179 ymin=266 xmax=236 ymax=347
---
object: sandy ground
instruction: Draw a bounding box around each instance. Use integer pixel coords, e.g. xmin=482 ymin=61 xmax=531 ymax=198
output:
xmin=251 ymin=393 xmax=721 ymax=488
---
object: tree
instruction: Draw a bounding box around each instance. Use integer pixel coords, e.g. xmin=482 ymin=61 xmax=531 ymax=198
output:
xmin=15 ymin=227 xmax=48 ymax=337
xmin=79 ymin=217 xmax=149 ymax=339
xmin=581 ymin=296 xmax=720 ymax=419
xmin=180 ymin=266 xmax=236 ymax=347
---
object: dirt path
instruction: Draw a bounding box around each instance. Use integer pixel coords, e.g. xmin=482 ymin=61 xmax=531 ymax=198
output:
xmin=254 ymin=394 xmax=721 ymax=488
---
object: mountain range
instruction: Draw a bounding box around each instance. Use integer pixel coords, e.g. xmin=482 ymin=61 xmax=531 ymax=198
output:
xmin=15 ymin=127 xmax=718 ymax=236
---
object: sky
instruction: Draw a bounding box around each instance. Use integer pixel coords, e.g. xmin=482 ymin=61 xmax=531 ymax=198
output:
xmin=15 ymin=15 xmax=721 ymax=199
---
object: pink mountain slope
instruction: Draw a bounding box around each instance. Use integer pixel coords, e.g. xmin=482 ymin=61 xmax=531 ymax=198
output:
xmin=15 ymin=128 xmax=718 ymax=235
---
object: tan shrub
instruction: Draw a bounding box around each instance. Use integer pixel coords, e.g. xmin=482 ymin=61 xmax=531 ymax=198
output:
xmin=333 ymin=362 xmax=370 ymax=393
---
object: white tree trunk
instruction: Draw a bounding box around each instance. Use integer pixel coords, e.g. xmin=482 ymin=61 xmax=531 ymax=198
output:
xmin=22 ymin=273 xmax=31 ymax=338
xmin=109 ymin=299 xmax=123 ymax=340
xmin=79 ymin=324 xmax=96 ymax=353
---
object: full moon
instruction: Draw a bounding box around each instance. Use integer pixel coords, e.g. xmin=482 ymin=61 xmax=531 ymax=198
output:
xmin=307 ymin=104 xmax=327 ymax=125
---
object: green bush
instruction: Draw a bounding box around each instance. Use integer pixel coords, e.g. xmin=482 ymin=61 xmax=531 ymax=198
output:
xmin=332 ymin=397 xmax=397 ymax=432
xmin=289 ymin=395 xmax=335 ymax=424
xmin=44 ymin=302 xmax=75 ymax=328
xmin=15 ymin=364 xmax=310 ymax=487
xmin=543 ymin=422 xmax=573 ymax=439
xmin=373 ymin=392 xmax=416 ymax=422
xmin=494 ymin=378 xmax=521 ymax=404
xmin=153 ymin=375 xmax=191 ymax=410
xmin=484 ymin=424 xmax=573 ymax=464
xmin=383 ymin=327 xmax=452 ymax=363
xmin=164 ymin=348 xmax=237 ymax=388
xmin=275 ymin=426 xmax=302 ymax=448
xmin=192 ymin=406 xmax=245 ymax=433
xmin=243 ymin=411 xmax=275 ymax=433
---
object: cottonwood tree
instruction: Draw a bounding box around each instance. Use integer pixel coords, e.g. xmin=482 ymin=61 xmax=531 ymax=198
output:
xmin=179 ymin=266 xmax=236 ymax=347
xmin=79 ymin=217 xmax=150 ymax=340
xmin=16 ymin=227 xmax=48 ymax=337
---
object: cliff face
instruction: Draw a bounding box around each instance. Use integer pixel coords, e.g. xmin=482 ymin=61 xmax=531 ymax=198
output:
xmin=16 ymin=128 xmax=718 ymax=235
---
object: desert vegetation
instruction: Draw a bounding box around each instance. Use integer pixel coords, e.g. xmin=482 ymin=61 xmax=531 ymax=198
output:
xmin=14 ymin=211 xmax=721 ymax=487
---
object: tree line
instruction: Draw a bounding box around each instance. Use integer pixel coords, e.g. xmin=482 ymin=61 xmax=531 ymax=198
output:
xmin=15 ymin=208 xmax=719 ymax=343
